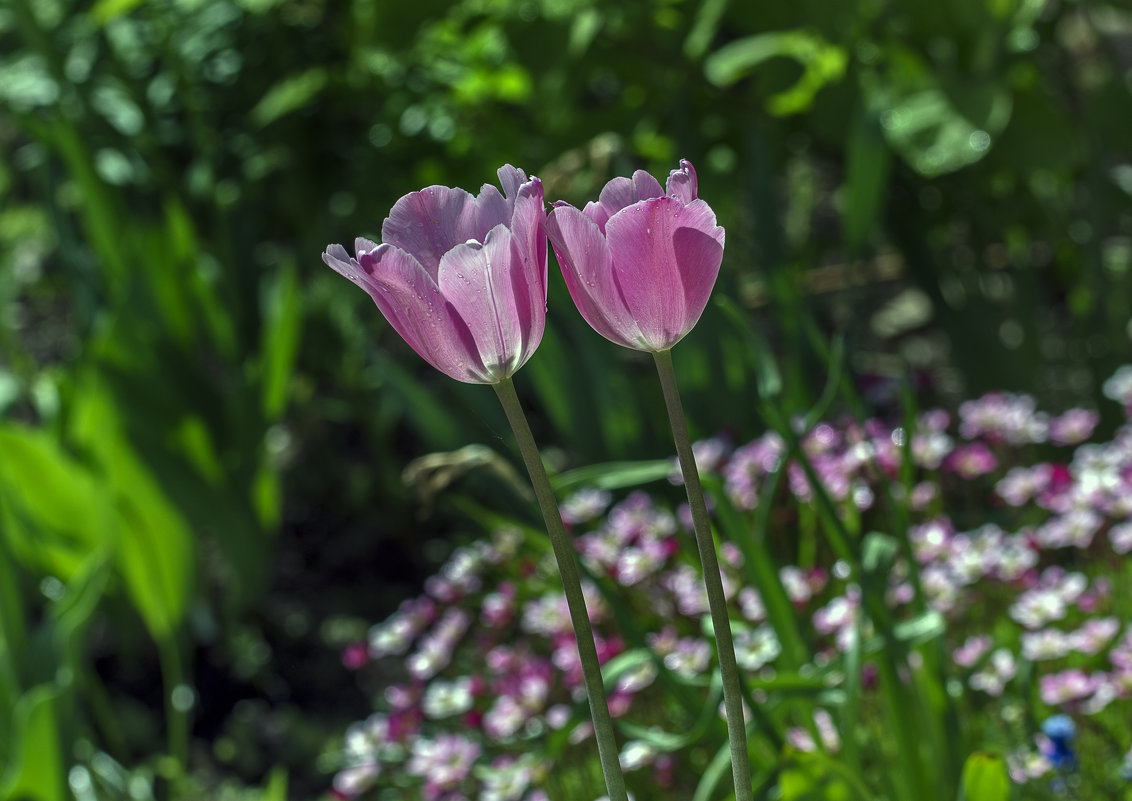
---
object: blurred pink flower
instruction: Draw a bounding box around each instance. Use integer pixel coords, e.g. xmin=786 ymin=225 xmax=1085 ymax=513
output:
xmin=546 ymin=159 xmax=725 ymax=351
xmin=323 ymin=165 xmax=547 ymax=383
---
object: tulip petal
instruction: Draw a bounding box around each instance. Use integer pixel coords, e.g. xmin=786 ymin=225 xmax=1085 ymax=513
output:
xmin=355 ymin=236 xmax=379 ymax=257
xmin=672 ymin=225 xmax=724 ymax=338
xmin=496 ymin=164 xmax=528 ymax=203
xmin=509 ymin=177 xmax=548 ymax=347
xmin=473 ymin=184 xmax=510 ymax=242
xmin=323 ymin=243 xmax=364 ymax=284
xmin=581 ymin=199 xmax=612 ymax=233
xmin=665 ymin=159 xmax=699 ymax=204
xmin=546 ymin=204 xmax=647 ymax=349
xmin=438 ymin=224 xmax=532 ymax=381
xmin=595 ymin=170 xmax=665 ymax=223
xmin=360 ymin=245 xmax=489 ymax=383
xmin=605 ymin=197 xmax=696 ymax=350
xmin=675 ymin=198 xmax=724 ymax=245
xmin=381 ymin=186 xmax=478 ymax=278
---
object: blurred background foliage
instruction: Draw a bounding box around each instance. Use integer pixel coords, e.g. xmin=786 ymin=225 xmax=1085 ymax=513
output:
xmin=1 ymin=0 xmax=1130 ymax=797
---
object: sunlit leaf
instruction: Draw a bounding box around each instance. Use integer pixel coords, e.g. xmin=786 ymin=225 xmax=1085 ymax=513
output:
xmin=705 ymin=30 xmax=847 ymax=115
xmin=862 ymin=54 xmax=1012 ymax=177
xmin=0 ymin=685 xmax=65 ymax=801
xmin=69 ymin=379 xmax=194 ymax=638
xmin=0 ymin=425 xmax=114 ymax=580
xmin=250 ymin=68 xmax=328 ymax=128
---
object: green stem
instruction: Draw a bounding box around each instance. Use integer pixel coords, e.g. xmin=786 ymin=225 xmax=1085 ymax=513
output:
xmin=652 ymin=349 xmax=753 ymax=801
xmin=155 ymin=633 xmax=188 ymax=792
xmin=492 ymin=379 xmax=628 ymax=801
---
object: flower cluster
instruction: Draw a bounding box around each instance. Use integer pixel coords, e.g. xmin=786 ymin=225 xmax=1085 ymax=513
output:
xmin=332 ymin=366 xmax=1132 ymax=799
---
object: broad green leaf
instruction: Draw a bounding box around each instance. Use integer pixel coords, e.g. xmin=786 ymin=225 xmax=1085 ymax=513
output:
xmin=0 ymin=425 xmax=115 ymax=580
xmin=69 ymin=380 xmax=194 ymax=638
xmin=961 ymin=752 xmax=1010 ymax=801
xmin=0 ymin=685 xmax=65 ymax=801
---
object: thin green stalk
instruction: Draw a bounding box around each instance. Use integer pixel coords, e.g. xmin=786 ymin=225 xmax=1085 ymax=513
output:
xmin=652 ymin=349 xmax=753 ymax=801
xmin=155 ymin=632 xmax=188 ymax=794
xmin=492 ymin=379 xmax=628 ymax=801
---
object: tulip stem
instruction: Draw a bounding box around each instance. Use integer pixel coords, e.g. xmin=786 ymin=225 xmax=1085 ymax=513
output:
xmin=652 ymin=348 xmax=753 ymax=801
xmin=492 ymin=378 xmax=629 ymax=801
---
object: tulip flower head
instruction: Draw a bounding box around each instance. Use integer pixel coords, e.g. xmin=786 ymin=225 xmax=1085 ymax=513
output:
xmin=546 ymin=159 xmax=724 ymax=352
xmin=323 ymin=166 xmax=547 ymax=384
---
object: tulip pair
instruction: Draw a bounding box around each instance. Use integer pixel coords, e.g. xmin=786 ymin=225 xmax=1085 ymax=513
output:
xmin=323 ymin=160 xmax=742 ymax=801
xmin=322 ymin=159 xmax=725 ymax=378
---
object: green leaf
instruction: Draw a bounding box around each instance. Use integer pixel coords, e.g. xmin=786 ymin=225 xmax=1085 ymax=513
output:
xmin=69 ymin=380 xmax=194 ymax=638
xmin=0 ymin=425 xmax=115 ymax=580
xmin=250 ymin=68 xmax=329 ymax=128
xmin=260 ymin=262 xmax=302 ymax=419
xmin=684 ymin=0 xmax=731 ymax=59
xmin=961 ymin=752 xmax=1010 ymax=801
xmin=551 ymin=460 xmax=673 ymax=494
xmin=861 ymin=532 xmax=899 ymax=575
xmin=893 ymin=610 xmax=946 ymax=645
xmin=0 ymin=685 xmax=65 ymax=801
xmin=704 ymin=30 xmax=847 ymax=115
xmin=692 ymin=739 xmax=735 ymax=801
xmin=862 ymin=55 xmax=1012 ymax=177
xmin=843 ymin=107 xmax=892 ymax=252
xmin=90 ymin=0 xmax=147 ymax=24
xmin=259 ymin=767 xmax=288 ymax=801
xmin=600 ymin=648 xmax=654 ymax=688
xmin=568 ymin=9 xmax=602 ymax=56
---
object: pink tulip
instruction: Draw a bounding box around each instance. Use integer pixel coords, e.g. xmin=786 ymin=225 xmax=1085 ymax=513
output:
xmin=323 ymin=166 xmax=547 ymax=384
xmin=546 ymin=159 xmax=725 ymax=352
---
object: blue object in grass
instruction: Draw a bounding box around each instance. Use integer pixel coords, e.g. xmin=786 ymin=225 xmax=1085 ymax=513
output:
xmin=1040 ymin=715 xmax=1078 ymax=771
